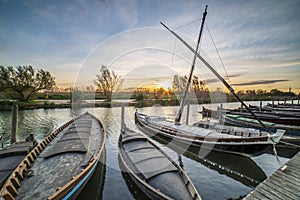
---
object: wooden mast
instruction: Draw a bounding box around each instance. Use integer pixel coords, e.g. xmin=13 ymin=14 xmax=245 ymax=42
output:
xmin=161 ymin=15 xmax=273 ymax=133
xmin=174 ymin=5 xmax=208 ymax=124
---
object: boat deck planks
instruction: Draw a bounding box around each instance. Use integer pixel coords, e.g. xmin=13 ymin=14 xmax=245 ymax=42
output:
xmin=0 ymin=142 xmax=35 ymax=188
xmin=245 ymin=151 xmax=300 ymax=200
xmin=119 ymin=127 xmax=201 ymax=200
xmin=12 ymin=114 xmax=104 ymax=200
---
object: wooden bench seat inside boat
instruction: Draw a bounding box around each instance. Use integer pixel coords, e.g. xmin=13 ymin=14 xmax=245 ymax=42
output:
xmin=123 ymin=140 xmax=177 ymax=180
xmin=122 ymin=134 xmax=148 ymax=144
xmin=0 ymin=155 xmax=25 ymax=188
xmin=41 ymin=122 xmax=92 ymax=159
xmin=0 ymin=142 xmax=34 ymax=158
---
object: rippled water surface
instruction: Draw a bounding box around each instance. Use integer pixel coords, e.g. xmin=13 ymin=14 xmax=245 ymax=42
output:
xmin=0 ymin=101 xmax=289 ymax=200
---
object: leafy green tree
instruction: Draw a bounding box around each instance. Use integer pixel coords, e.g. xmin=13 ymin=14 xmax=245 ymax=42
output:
xmin=132 ymin=91 xmax=147 ymax=101
xmin=0 ymin=65 xmax=56 ymax=101
xmin=94 ymin=65 xmax=122 ymax=101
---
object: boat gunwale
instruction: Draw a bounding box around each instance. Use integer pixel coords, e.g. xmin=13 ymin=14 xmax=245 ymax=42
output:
xmin=0 ymin=112 xmax=106 ymax=200
xmin=118 ymin=127 xmax=201 ymax=200
xmin=135 ymin=111 xmax=274 ymax=144
xmin=48 ymin=113 xmax=106 ymax=200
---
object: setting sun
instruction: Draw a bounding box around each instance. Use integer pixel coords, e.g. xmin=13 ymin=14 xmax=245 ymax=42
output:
xmin=157 ymin=81 xmax=172 ymax=91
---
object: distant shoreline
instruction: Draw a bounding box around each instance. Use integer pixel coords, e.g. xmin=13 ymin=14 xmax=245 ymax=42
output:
xmin=0 ymin=100 xmax=138 ymax=111
xmin=0 ymin=97 xmax=299 ymax=111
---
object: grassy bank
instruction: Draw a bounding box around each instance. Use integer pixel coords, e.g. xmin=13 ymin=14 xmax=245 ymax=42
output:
xmin=0 ymin=95 xmax=298 ymax=111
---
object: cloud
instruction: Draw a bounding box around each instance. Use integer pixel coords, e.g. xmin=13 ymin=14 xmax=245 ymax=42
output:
xmin=1 ymin=0 xmax=299 ymax=93
xmin=232 ymin=79 xmax=289 ymax=86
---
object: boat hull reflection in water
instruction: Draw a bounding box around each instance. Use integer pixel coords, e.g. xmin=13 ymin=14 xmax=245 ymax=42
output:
xmin=77 ymin=149 xmax=106 ymax=200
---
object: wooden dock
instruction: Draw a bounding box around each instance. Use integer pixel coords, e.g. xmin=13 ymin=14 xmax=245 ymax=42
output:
xmin=245 ymin=151 xmax=300 ymax=200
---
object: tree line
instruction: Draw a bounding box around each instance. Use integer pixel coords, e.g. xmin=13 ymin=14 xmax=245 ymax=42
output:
xmin=0 ymin=65 xmax=122 ymax=102
xmin=0 ymin=65 xmax=298 ymax=103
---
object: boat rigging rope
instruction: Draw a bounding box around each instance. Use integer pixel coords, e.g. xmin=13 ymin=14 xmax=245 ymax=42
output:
xmin=171 ymin=39 xmax=177 ymax=67
xmin=205 ymin=24 xmax=231 ymax=84
xmin=174 ymin=18 xmax=202 ymax=30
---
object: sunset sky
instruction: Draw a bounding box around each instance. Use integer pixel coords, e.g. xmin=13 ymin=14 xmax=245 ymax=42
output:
xmin=1 ymin=0 xmax=300 ymax=93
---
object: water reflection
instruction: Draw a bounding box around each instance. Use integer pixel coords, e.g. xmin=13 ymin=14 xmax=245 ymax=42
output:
xmin=118 ymin=155 xmax=151 ymax=200
xmin=0 ymin=105 xmax=289 ymax=200
xmin=0 ymin=109 xmax=73 ymax=146
xmin=146 ymin=134 xmax=267 ymax=187
xmin=77 ymin=149 xmax=106 ymax=200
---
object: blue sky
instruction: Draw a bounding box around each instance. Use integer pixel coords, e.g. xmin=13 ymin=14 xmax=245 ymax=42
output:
xmin=1 ymin=0 xmax=300 ymax=93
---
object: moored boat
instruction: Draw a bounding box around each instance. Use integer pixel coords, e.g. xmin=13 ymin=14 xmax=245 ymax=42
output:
xmin=135 ymin=111 xmax=285 ymax=157
xmin=0 ymin=112 xmax=106 ymax=200
xmin=194 ymin=120 xmax=300 ymax=158
xmin=118 ymin=126 xmax=201 ymax=200
xmin=201 ymin=106 xmax=300 ymax=126
xmin=221 ymin=113 xmax=300 ymax=136
xmin=0 ymin=137 xmax=37 ymax=190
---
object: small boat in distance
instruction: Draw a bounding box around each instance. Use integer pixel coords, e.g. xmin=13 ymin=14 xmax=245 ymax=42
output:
xmin=0 ymin=112 xmax=106 ymax=200
xmin=118 ymin=126 xmax=201 ymax=200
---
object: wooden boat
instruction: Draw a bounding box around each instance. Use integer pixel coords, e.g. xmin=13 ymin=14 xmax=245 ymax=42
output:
xmin=201 ymin=106 xmax=300 ymax=126
xmin=263 ymin=104 xmax=300 ymax=113
xmin=266 ymin=102 xmax=300 ymax=108
xmin=0 ymin=112 xmax=106 ymax=200
xmin=194 ymin=120 xmax=300 ymax=158
xmin=0 ymin=137 xmax=37 ymax=189
xmin=135 ymin=111 xmax=285 ymax=157
xmin=220 ymin=113 xmax=300 ymax=136
xmin=118 ymin=126 xmax=201 ymax=200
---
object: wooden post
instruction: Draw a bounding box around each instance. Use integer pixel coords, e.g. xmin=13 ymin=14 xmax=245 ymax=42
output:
xmin=240 ymin=103 xmax=243 ymax=112
xmin=218 ymin=104 xmax=223 ymax=123
xmin=185 ymin=103 xmax=190 ymax=125
xmin=272 ymin=100 xmax=274 ymax=108
xmin=121 ymin=105 xmax=125 ymax=131
xmin=291 ymin=99 xmax=294 ymax=107
xmin=11 ymin=104 xmax=18 ymax=144
xmin=284 ymin=99 xmax=286 ymax=107
xmin=260 ymin=101 xmax=262 ymax=111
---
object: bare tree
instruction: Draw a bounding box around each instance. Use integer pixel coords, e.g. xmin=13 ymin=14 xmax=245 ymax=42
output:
xmin=94 ymin=65 xmax=122 ymax=101
xmin=172 ymin=75 xmax=187 ymax=93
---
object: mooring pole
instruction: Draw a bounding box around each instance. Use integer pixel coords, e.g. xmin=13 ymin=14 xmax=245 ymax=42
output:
xmin=11 ymin=104 xmax=18 ymax=144
xmin=218 ymin=104 xmax=223 ymax=123
xmin=121 ymin=105 xmax=125 ymax=131
xmin=260 ymin=101 xmax=262 ymax=111
xmin=186 ymin=103 xmax=190 ymax=125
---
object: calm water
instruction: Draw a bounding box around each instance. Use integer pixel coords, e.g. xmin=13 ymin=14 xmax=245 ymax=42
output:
xmin=0 ymin=101 xmax=289 ymax=200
